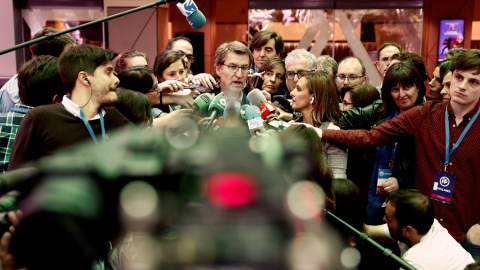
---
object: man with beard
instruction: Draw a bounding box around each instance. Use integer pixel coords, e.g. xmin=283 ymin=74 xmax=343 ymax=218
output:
xmin=335 ymin=56 xmax=366 ymax=102
xmin=366 ymin=189 xmax=474 ymax=269
xmin=8 ymin=45 xmax=129 ymax=171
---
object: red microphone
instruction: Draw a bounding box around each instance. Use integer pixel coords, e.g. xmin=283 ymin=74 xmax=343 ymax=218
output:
xmin=247 ymin=89 xmax=277 ymax=120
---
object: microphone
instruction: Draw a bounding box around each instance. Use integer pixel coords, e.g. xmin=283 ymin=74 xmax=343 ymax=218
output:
xmin=176 ymin=0 xmax=207 ymax=30
xmin=247 ymin=89 xmax=277 ymax=119
xmin=223 ymin=101 xmax=241 ymax=127
xmin=244 ymin=106 xmax=265 ymax=135
xmin=0 ymin=167 xmax=39 ymax=195
xmin=206 ymin=95 xmax=226 ymax=128
xmin=247 ymin=89 xmax=290 ymax=130
xmin=192 ymin=93 xmax=215 ymax=116
xmin=240 ymin=104 xmax=249 ymax=120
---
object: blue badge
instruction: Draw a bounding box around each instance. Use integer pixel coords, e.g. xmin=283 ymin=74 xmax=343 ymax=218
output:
xmin=431 ymin=172 xmax=456 ymax=203
xmin=377 ymin=169 xmax=392 ymax=194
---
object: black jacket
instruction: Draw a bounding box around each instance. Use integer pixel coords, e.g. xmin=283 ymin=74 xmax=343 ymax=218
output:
xmin=339 ymin=99 xmax=416 ymax=191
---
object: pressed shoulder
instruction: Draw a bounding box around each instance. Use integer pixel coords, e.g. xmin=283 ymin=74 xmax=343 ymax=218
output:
xmin=27 ymin=103 xmax=64 ymax=114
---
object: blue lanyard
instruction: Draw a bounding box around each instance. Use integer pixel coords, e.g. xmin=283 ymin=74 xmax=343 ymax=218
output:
xmin=10 ymin=107 xmax=31 ymax=114
xmin=79 ymin=109 xmax=105 ymax=145
xmin=444 ymin=103 xmax=480 ymax=171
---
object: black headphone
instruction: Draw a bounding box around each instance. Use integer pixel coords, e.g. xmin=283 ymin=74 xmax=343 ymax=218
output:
xmin=85 ymin=78 xmax=90 ymax=84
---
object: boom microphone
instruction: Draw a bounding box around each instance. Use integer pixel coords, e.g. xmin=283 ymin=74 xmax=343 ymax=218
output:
xmin=176 ymin=0 xmax=207 ymax=30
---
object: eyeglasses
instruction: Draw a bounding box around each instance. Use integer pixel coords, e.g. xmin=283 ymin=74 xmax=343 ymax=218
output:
xmin=148 ymin=84 xmax=159 ymax=94
xmin=178 ymin=51 xmax=194 ymax=63
xmin=336 ymin=75 xmax=364 ymax=81
xmin=285 ymin=70 xmax=315 ymax=80
xmin=222 ymin=64 xmax=250 ymax=74
xmin=341 ymin=102 xmax=354 ymax=110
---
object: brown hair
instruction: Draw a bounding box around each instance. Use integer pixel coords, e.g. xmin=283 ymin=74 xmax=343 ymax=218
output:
xmin=153 ymin=50 xmax=185 ymax=81
xmin=214 ymin=41 xmax=253 ymax=68
xmin=304 ymin=72 xmax=342 ymax=127
xmin=249 ymin=30 xmax=285 ymax=58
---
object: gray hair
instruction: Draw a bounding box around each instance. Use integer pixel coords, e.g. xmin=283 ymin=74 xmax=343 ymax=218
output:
xmin=317 ymin=55 xmax=338 ymax=75
xmin=285 ymin=49 xmax=317 ymax=71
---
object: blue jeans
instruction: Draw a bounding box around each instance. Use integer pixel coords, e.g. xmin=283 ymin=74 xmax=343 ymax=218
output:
xmin=461 ymin=237 xmax=480 ymax=261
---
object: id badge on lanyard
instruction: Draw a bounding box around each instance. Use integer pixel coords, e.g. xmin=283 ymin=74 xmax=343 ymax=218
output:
xmin=431 ymin=104 xmax=480 ymax=203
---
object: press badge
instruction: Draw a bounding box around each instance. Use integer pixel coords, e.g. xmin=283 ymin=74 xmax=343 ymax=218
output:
xmin=377 ymin=169 xmax=392 ymax=194
xmin=431 ymin=172 xmax=456 ymax=204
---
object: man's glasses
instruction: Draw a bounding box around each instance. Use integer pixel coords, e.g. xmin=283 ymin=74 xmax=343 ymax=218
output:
xmin=336 ymin=75 xmax=363 ymax=81
xmin=222 ymin=64 xmax=250 ymax=74
xmin=285 ymin=70 xmax=315 ymax=80
xmin=179 ymin=51 xmax=194 ymax=63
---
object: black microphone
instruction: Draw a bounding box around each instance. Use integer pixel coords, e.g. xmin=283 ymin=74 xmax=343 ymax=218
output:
xmin=0 ymin=167 xmax=39 ymax=195
xmin=176 ymin=0 xmax=207 ymax=30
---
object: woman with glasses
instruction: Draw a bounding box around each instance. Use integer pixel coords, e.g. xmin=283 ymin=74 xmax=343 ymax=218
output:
xmin=117 ymin=66 xmax=163 ymax=117
xmin=340 ymin=60 xmax=425 ymax=225
xmin=341 ymin=84 xmax=380 ymax=111
xmin=290 ymin=72 xmax=347 ymax=179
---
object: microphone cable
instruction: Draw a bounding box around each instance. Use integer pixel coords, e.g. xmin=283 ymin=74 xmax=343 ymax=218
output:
xmin=325 ymin=210 xmax=417 ymax=270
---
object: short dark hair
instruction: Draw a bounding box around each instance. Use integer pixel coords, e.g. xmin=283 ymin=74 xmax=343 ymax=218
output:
xmin=377 ymin=42 xmax=402 ymax=61
xmin=165 ymin=36 xmax=191 ymax=50
xmin=388 ymin=189 xmax=434 ymax=235
xmin=58 ymin=44 xmax=118 ymax=92
xmin=117 ymin=66 xmax=156 ymax=94
xmin=115 ymin=87 xmax=153 ymax=126
xmin=450 ymin=49 xmax=480 ymax=74
xmin=380 ymin=61 xmax=426 ymax=115
xmin=115 ymin=50 xmax=148 ymax=73
xmin=17 ymin=55 xmax=67 ymax=107
xmin=153 ymin=50 xmax=185 ymax=81
xmin=30 ymin=27 xmax=76 ymax=57
xmin=391 ymin=52 xmax=429 ymax=81
xmin=337 ymin=56 xmax=366 ymax=76
xmin=438 ymin=59 xmax=452 ymax=84
xmin=349 ymin=84 xmax=380 ymax=108
xmin=249 ymin=30 xmax=285 ymax=58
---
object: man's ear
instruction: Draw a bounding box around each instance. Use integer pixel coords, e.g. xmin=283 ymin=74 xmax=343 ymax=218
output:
xmin=79 ymin=71 xmax=90 ymax=87
xmin=374 ymin=61 xmax=380 ymax=72
xmin=215 ymin=65 xmax=222 ymax=78
xmin=275 ymin=52 xmax=280 ymax=58
xmin=51 ymin=94 xmax=63 ymax=104
xmin=402 ymin=225 xmax=415 ymax=236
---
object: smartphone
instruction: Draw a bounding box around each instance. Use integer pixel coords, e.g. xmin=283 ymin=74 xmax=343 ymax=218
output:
xmin=273 ymin=95 xmax=293 ymax=112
